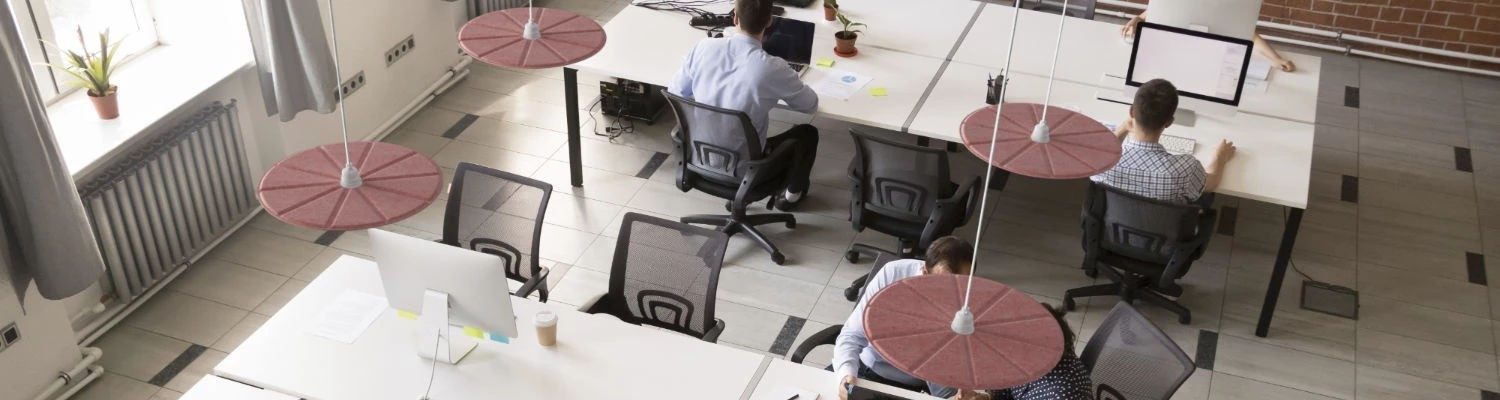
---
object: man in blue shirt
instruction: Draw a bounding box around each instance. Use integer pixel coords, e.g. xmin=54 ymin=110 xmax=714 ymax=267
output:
xmin=668 ymin=0 xmax=820 ymax=208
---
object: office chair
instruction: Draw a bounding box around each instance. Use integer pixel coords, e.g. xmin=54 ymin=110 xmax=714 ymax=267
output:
xmin=1081 ymin=302 xmax=1194 ymax=400
xmin=441 ymin=162 xmax=552 ymax=302
xmin=845 ymin=130 xmax=979 ymax=263
xmin=663 ymin=90 xmax=799 ymax=265
xmin=789 ymin=251 xmax=928 ymax=393
xmin=1020 ymin=0 xmax=1097 ymax=20
xmin=583 ymin=212 xmax=731 ymax=342
xmin=1063 ymin=182 xmax=1216 ymax=324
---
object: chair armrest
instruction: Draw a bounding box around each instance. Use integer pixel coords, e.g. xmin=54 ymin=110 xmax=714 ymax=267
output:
xmin=1159 ymin=208 xmax=1218 ymax=288
xmin=790 ymin=324 xmax=843 ymax=364
xmin=737 ymin=144 xmax=799 ymax=202
xmin=703 ymin=318 xmax=726 ymax=343
xmin=516 ymin=268 xmax=550 ymax=302
xmin=921 ymin=175 xmax=981 ymax=247
xmin=577 ymin=293 xmax=606 ymax=314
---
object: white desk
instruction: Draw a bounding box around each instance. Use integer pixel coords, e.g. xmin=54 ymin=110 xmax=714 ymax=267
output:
xmin=214 ymin=255 xmax=767 ymax=399
xmin=179 ymin=376 xmax=297 ymax=400
xmin=748 ymin=359 xmax=941 ymax=400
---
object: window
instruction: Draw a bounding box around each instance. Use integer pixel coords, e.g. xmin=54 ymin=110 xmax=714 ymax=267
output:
xmin=10 ymin=0 xmax=159 ymax=102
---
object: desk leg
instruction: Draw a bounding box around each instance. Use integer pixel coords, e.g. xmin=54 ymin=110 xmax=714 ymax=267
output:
xmin=947 ymin=142 xmax=959 ymax=153
xmin=1255 ymin=207 xmax=1303 ymax=337
xmin=917 ymin=137 xmax=930 ymax=147
xmin=565 ymin=67 xmax=584 ymax=188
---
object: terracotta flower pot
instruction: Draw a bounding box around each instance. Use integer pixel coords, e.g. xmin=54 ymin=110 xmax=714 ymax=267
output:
xmin=89 ymin=86 xmax=119 ymax=120
xmin=823 ymin=6 xmax=837 ymax=21
xmin=834 ymin=32 xmax=859 ymax=57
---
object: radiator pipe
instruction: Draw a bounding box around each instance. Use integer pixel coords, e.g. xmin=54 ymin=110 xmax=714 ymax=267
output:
xmin=29 ymin=347 xmax=103 ymax=400
xmin=1091 ymin=0 xmax=1500 ymax=77
xmin=365 ymin=56 xmax=473 ymax=142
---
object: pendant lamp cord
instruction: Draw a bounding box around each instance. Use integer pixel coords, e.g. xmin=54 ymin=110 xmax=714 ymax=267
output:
xmin=963 ymin=0 xmax=1028 ymax=311
xmin=1039 ymin=0 xmax=1070 ymax=123
xmin=328 ymin=0 xmax=354 ymax=169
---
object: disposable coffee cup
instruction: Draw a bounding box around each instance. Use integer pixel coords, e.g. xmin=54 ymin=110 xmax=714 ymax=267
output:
xmin=535 ymin=311 xmax=558 ymax=346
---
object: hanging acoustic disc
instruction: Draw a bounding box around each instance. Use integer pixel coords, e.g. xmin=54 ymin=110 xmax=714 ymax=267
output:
xmin=257 ymin=142 xmax=442 ymax=231
xmin=459 ymin=8 xmax=606 ymax=69
xmin=960 ymin=103 xmax=1121 ymax=180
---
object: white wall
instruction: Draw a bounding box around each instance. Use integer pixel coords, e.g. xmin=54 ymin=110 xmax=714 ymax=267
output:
xmin=0 ymin=266 xmax=82 ymax=400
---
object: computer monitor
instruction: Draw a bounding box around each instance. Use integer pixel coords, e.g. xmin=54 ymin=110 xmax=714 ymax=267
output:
xmin=370 ymin=229 xmax=518 ymax=364
xmin=1127 ymin=21 xmax=1253 ymax=107
xmin=1145 ymin=0 xmax=1261 ymax=39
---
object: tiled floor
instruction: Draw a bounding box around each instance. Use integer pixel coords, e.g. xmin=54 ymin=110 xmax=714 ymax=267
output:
xmin=75 ymin=0 xmax=1500 ymax=399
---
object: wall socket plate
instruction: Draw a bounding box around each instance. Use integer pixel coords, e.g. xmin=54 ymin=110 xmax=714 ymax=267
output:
xmin=386 ymin=35 xmax=416 ymax=66
xmin=337 ymin=70 xmax=366 ymax=101
xmin=0 ymin=322 xmax=18 ymax=350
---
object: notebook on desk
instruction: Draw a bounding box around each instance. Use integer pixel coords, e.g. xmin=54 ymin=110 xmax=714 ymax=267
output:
xmin=762 ymin=17 xmax=815 ymax=76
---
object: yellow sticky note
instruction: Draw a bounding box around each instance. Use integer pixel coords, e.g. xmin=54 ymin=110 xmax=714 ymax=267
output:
xmin=870 ymin=87 xmax=888 ymax=97
xmin=462 ymin=326 xmax=485 ymax=339
xmin=396 ymin=310 xmax=418 ymax=320
xmin=815 ymin=58 xmax=835 ymax=67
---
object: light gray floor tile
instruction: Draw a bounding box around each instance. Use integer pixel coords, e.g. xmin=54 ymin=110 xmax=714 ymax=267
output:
xmin=789 ymin=320 xmax=834 ymax=366
xmin=547 ymin=266 xmax=608 ymax=309
xmin=150 ymin=389 xmax=184 ymax=400
xmin=1356 ymin=328 xmax=1499 ymax=391
xmin=211 ymin=312 xmax=269 ymax=352
xmin=203 ymin=226 xmax=325 ymax=277
xmin=1357 ymin=262 xmax=1488 ymax=318
xmin=538 ymin=192 xmax=624 ymax=234
xmin=1355 ymin=364 xmax=1481 ymax=400
xmin=394 ymin=106 xmax=466 ymax=136
xmin=1358 ymin=153 xmax=1474 ymax=197
xmin=1357 ymin=296 xmax=1494 ymax=354
xmin=1359 ymin=133 xmax=1462 ymax=171
xmin=246 ymin=212 xmax=323 ymax=242
xmin=711 ymin=266 xmax=824 ymax=317
xmin=808 ymin=285 xmax=855 ymax=326
xmin=1358 ymin=179 xmax=1478 ymax=223
xmin=626 ymin=181 xmax=736 ymax=218
xmin=431 ymin=139 xmax=547 ymax=176
xmin=1207 ymin=372 xmax=1339 ymax=400
xmin=163 ymin=349 xmax=228 ymax=393
xmin=724 ymin=239 xmax=842 ymax=287
xmin=763 ymin=212 xmax=859 ymax=254
xmin=454 ymin=116 xmax=568 ymax=158
xmin=385 ymin=129 xmax=452 ymax=158
xmin=1312 ymin=146 xmax=1358 ymax=177
xmin=1173 ymin=368 xmax=1212 ymax=400
xmin=1356 ymin=206 xmax=1482 ymax=280
xmin=171 ymin=259 xmax=287 ymax=311
xmin=93 ymin=326 xmax=192 ymax=382
xmin=553 ymin=133 xmax=662 ymax=177
xmin=1219 ymin=267 xmax=1357 ymax=362
xmin=294 ymin=247 xmax=366 ymax=282
xmin=126 ymin=291 xmax=247 ymax=345
xmin=254 ymin=279 xmax=310 ymax=316
xmin=1212 ymin=335 xmax=1355 ymax=399
xmin=1315 ymin=101 xmax=1358 ymax=129
xmin=1359 ymin=60 xmax=1464 ymax=101
xmin=1313 ymin=124 xmax=1358 ymax=153
xmin=715 ymin=299 xmax=795 ymax=352
xmin=71 ymin=372 xmax=162 ymax=400
xmin=529 ymin=160 xmax=646 ymax=206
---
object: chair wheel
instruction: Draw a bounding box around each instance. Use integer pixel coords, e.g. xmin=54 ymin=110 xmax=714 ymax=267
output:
xmin=1063 ymin=297 xmax=1076 ymax=311
xmin=1178 ymin=314 xmax=1191 ymax=324
xmin=785 ymin=220 xmax=796 ymax=229
xmin=845 ymin=250 xmax=860 ymax=263
xmin=771 ymin=252 xmax=787 ymax=265
xmin=1084 ymin=268 xmax=1098 ymax=278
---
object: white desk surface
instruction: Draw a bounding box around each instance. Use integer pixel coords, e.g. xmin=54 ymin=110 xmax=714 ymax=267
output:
xmin=179 ymin=376 xmax=297 ymax=400
xmin=748 ymin=359 xmax=941 ymax=400
xmin=951 ymin=4 xmax=1322 ymax=124
xmin=573 ymin=3 xmax=949 ymax=132
xmin=911 ymin=61 xmax=1313 ymax=209
xmin=214 ymin=255 xmax=767 ymax=400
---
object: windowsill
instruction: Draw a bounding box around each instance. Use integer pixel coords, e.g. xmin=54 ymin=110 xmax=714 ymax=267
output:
xmin=49 ymin=43 xmax=254 ymax=179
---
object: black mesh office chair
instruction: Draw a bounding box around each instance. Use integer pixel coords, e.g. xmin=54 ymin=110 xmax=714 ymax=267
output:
xmin=1020 ymin=0 xmax=1097 ymax=20
xmin=1063 ymin=182 xmax=1216 ymax=324
xmin=845 ymin=130 xmax=978 ymax=263
xmin=584 ymin=212 xmax=732 ymax=342
xmin=664 ymin=90 xmax=798 ymax=265
xmin=441 ymin=162 xmax=552 ymax=301
xmin=1081 ymin=302 xmax=1195 ymax=400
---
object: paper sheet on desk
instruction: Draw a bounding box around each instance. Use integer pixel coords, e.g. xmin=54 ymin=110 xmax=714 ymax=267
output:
xmin=812 ymin=69 xmax=871 ymax=101
xmin=308 ymin=289 xmax=388 ymax=344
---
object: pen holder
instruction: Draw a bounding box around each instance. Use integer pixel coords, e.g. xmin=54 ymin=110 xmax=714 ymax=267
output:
xmin=985 ymin=74 xmax=1007 ymax=105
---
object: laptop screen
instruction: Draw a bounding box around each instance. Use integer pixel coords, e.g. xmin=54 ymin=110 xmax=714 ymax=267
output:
xmin=762 ymin=17 xmax=814 ymax=65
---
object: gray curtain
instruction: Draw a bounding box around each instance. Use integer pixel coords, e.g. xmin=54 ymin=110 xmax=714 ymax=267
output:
xmin=0 ymin=1 xmax=107 ymax=306
xmin=242 ymin=0 xmax=337 ymax=122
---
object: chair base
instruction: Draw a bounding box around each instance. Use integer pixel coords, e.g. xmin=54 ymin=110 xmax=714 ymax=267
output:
xmin=1063 ymin=268 xmax=1192 ymax=324
xmin=682 ymin=212 xmax=796 ymax=265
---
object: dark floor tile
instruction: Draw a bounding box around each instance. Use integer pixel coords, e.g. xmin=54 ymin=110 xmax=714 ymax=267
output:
xmin=1470 ymin=253 xmax=1487 ymax=286
xmin=1217 ymin=206 xmax=1238 ymax=236
xmin=313 ymin=231 xmax=344 ymax=246
xmin=636 ymin=152 xmax=669 ymax=179
xmin=1195 ymin=330 xmax=1219 ymax=370
xmin=1344 ymin=86 xmax=1360 ymax=108
xmin=1341 ymin=175 xmax=1358 ymax=203
xmin=441 ymin=114 xmax=480 ymax=139
xmin=1456 ymin=147 xmax=1473 ymax=173
xmin=148 ymin=344 xmax=206 ymax=386
xmin=768 ymin=316 xmax=807 ymax=356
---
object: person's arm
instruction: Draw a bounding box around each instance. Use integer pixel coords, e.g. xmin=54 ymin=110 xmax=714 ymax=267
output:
xmin=1120 ymin=12 xmax=1146 ymax=38
xmin=1253 ymin=33 xmax=1296 ymax=72
xmin=1113 ymin=116 xmax=1134 ymax=143
xmin=834 ymin=265 xmax=895 ymax=399
xmin=668 ymin=44 xmax=698 ymax=98
xmin=1202 ymin=139 xmax=1235 ymax=193
xmin=767 ymin=60 xmax=819 ymax=113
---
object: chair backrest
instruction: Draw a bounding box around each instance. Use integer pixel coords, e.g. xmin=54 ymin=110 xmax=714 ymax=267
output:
xmin=1020 ymin=0 xmax=1097 ymax=19
xmin=443 ymin=162 xmax=552 ymax=293
xmin=850 ymin=130 xmax=952 ymax=225
xmin=1080 ymin=302 xmax=1194 ymax=400
xmin=608 ymin=212 xmax=731 ymax=338
xmin=663 ymin=90 xmax=763 ymax=186
xmin=1084 ymin=182 xmax=1204 ymax=264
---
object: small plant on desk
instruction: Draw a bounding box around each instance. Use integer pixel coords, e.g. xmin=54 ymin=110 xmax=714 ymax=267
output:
xmin=822 ymin=0 xmax=838 ymax=21
xmin=833 ymin=12 xmax=865 ymax=57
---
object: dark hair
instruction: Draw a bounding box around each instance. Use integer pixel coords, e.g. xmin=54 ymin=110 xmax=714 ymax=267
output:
xmin=1042 ymin=303 xmax=1077 ymax=355
xmin=924 ymin=236 xmax=974 ymax=275
xmin=735 ymin=0 xmax=775 ymax=36
xmin=1131 ymin=79 xmax=1178 ymax=135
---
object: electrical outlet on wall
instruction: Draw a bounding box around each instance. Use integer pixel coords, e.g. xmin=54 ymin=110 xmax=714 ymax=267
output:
xmin=0 ymin=322 xmax=18 ymax=352
xmin=337 ymin=71 xmax=366 ymax=101
xmin=386 ymin=35 xmax=416 ymax=66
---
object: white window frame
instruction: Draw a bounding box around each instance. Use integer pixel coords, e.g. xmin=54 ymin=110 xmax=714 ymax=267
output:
xmin=10 ymin=0 xmax=161 ymax=104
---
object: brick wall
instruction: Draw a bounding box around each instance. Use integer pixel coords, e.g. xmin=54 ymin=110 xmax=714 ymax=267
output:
xmin=1106 ymin=0 xmax=1500 ymax=72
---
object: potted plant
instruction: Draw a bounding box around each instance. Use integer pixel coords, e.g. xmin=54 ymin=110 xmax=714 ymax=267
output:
xmin=834 ymin=13 xmax=865 ymax=57
xmin=823 ymin=0 xmax=838 ymax=21
xmin=46 ymin=28 xmax=123 ymax=120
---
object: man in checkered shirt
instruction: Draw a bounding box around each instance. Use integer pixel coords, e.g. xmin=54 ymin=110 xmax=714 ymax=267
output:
xmin=1091 ymin=79 xmax=1235 ymax=204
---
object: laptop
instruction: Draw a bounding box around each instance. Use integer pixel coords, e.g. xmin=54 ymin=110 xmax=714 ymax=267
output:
xmin=761 ymin=17 xmax=815 ymax=76
xmin=774 ymin=0 xmax=817 ymax=7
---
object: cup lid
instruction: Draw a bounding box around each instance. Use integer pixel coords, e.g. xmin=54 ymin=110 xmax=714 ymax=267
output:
xmin=535 ymin=310 xmax=557 ymax=326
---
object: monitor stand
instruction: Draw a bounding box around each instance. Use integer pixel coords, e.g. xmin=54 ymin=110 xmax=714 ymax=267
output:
xmin=417 ymin=290 xmax=480 ymax=364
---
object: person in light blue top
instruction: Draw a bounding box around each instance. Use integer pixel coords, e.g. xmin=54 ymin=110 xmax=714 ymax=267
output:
xmin=668 ymin=0 xmax=820 ymax=209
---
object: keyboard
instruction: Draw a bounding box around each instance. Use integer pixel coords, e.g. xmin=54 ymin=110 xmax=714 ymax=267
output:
xmin=1160 ymin=134 xmax=1197 ymax=155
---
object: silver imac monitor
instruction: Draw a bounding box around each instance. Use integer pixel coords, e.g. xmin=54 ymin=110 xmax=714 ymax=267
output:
xmin=370 ymin=229 xmax=518 ymax=364
xmin=1145 ymin=0 xmax=1262 ymax=39
xmin=1127 ymin=21 xmax=1254 ymax=108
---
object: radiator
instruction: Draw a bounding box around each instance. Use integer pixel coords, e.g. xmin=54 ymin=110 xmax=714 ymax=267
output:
xmin=469 ymin=0 xmax=528 ymax=19
xmin=75 ymin=101 xmax=255 ymax=302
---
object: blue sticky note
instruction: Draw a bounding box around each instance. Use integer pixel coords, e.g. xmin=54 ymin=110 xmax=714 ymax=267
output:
xmin=486 ymin=332 xmax=509 ymax=343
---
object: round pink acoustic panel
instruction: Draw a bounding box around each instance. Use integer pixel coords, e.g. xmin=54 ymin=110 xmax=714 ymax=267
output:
xmin=258 ymin=142 xmax=442 ymax=231
xmin=960 ymin=103 xmax=1121 ymax=180
xmin=864 ymin=274 xmax=1063 ymax=390
xmin=459 ymin=8 xmax=606 ymax=69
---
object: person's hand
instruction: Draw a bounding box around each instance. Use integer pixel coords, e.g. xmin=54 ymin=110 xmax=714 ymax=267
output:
xmin=1115 ymin=116 xmax=1135 ymax=139
xmin=1120 ymin=16 xmax=1142 ymax=38
xmin=1275 ymin=58 xmax=1296 ymax=72
xmin=950 ymin=389 xmax=993 ymax=400
xmin=1213 ymin=139 xmax=1236 ymax=165
xmin=838 ymin=375 xmax=856 ymax=400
